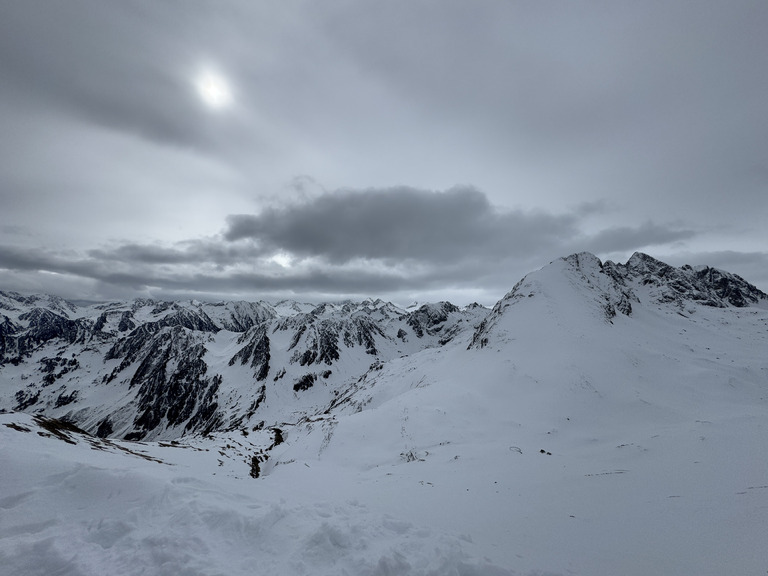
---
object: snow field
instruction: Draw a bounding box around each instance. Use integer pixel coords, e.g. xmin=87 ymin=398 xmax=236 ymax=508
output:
xmin=0 ymin=411 xmax=513 ymax=576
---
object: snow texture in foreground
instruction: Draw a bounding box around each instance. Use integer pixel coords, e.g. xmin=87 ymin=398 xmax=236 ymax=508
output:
xmin=0 ymin=411 xmax=515 ymax=576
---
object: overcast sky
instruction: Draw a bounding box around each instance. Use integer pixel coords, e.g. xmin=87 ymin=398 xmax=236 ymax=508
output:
xmin=1 ymin=1 xmax=766 ymax=306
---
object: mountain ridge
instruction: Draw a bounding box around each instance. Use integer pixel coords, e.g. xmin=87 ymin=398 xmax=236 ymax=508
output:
xmin=1 ymin=251 xmax=765 ymax=443
xmin=0 ymin=288 xmax=488 ymax=441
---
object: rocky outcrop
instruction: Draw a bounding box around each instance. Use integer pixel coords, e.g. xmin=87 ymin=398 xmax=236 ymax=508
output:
xmin=407 ymin=302 xmax=461 ymax=338
xmin=3 ymin=309 xmax=90 ymax=363
xmin=0 ymin=315 xmax=19 ymax=363
xmin=124 ymin=327 xmax=222 ymax=440
xmin=229 ymin=324 xmax=271 ymax=381
xmin=617 ymin=252 xmax=767 ymax=308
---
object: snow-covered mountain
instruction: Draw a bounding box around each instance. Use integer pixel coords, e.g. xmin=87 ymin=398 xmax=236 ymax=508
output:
xmin=0 ymin=293 xmax=485 ymax=441
xmin=2 ymin=252 xmax=767 ymax=576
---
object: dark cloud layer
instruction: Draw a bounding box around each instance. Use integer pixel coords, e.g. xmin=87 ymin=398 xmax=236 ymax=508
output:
xmin=0 ymin=186 xmax=730 ymax=304
xmin=225 ymin=186 xmax=579 ymax=263
xmin=582 ymin=222 xmax=697 ymax=255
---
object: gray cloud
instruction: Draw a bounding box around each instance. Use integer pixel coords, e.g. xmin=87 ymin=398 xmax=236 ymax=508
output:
xmin=87 ymin=240 xmax=262 ymax=268
xmin=0 ymin=242 xmax=431 ymax=304
xmin=1 ymin=3 xmax=193 ymax=148
xmin=225 ymin=186 xmax=579 ymax=264
xmin=0 ymin=187 xmax=719 ymax=304
xmin=582 ymin=222 xmax=697 ymax=254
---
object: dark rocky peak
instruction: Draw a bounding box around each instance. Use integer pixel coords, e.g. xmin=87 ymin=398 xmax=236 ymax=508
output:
xmin=275 ymin=311 xmax=314 ymax=334
xmin=229 ymin=324 xmax=271 ymax=381
xmin=118 ymin=311 xmax=136 ymax=332
xmin=0 ymin=315 xmax=20 ymax=362
xmin=290 ymin=318 xmax=342 ymax=366
xmin=310 ymin=303 xmax=329 ymax=317
xmin=158 ymin=307 xmax=220 ymax=333
xmin=45 ymin=294 xmax=79 ymax=317
xmin=18 ymin=308 xmax=89 ymax=345
xmin=356 ymin=298 xmax=390 ymax=315
xmin=92 ymin=311 xmax=109 ymax=333
xmin=279 ymin=308 xmax=389 ymax=368
xmin=615 ymin=252 xmax=766 ymax=308
xmin=340 ymin=301 xmax=357 ymax=315
xmin=150 ymin=301 xmax=176 ymax=316
xmin=105 ymin=322 xmax=164 ymax=364
xmin=623 ymin=252 xmax=677 ymax=282
xmin=369 ymin=301 xmax=408 ymax=321
xmin=563 ymin=251 xmax=605 ymax=272
xmin=122 ymin=326 xmax=222 ymax=440
xmin=688 ymin=266 xmax=766 ymax=307
xmin=343 ymin=315 xmax=386 ymax=355
xmin=0 ymin=308 xmax=91 ymax=362
xmin=1 ymin=314 xmax=19 ymax=335
xmin=406 ymin=302 xmax=461 ymax=338
xmin=104 ymin=308 xmax=219 ymax=371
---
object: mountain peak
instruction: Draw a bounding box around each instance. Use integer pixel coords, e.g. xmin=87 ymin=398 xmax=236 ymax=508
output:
xmin=469 ymin=251 xmax=766 ymax=350
xmin=562 ymin=251 xmax=605 ymax=271
xmin=613 ymin=252 xmax=766 ymax=308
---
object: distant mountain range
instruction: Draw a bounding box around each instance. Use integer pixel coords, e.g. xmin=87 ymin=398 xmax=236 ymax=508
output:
xmin=0 ymin=285 xmax=487 ymax=441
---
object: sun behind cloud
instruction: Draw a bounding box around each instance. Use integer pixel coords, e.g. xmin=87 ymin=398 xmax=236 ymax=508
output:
xmin=194 ymin=69 xmax=233 ymax=110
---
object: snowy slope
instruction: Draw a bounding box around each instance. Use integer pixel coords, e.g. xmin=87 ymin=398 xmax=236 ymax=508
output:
xmin=0 ymin=411 xmax=509 ymax=576
xmin=1 ymin=252 xmax=767 ymax=575
xmin=264 ymin=252 xmax=768 ymax=573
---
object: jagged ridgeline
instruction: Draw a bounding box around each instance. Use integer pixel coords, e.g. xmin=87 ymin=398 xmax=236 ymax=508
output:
xmin=1 ymin=252 xmax=765 ymax=441
xmin=469 ymin=252 xmax=767 ymax=348
xmin=0 ymin=292 xmax=486 ymax=440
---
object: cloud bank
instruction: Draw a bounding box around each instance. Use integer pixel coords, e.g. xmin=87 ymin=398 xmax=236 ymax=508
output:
xmin=0 ymin=186 xmax=727 ymax=305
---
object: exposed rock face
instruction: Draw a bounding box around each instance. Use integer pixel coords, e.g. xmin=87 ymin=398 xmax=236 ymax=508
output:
xmin=15 ymin=309 xmax=89 ymax=357
xmin=229 ymin=325 xmax=271 ymax=381
xmin=123 ymin=327 xmax=222 ymax=440
xmin=0 ymin=315 xmax=18 ymax=361
xmin=0 ymin=294 xmax=486 ymax=441
xmin=406 ymin=302 xmax=461 ymax=338
xmin=616 ymin=252 xmax=766 ymax=308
